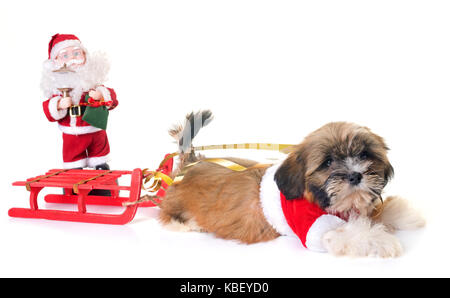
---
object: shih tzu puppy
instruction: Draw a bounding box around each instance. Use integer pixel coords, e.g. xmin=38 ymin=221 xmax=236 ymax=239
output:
xmin=157 ymin=111 xmax=425 ymax=257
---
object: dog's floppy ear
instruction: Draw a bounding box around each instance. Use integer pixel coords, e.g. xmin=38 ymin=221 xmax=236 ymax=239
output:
xmin=383 ymin=161 xmax=394 ymax=187
xmin=274 ymin=146 xmax=306 ymax=200
xmin=373 ymin=133 xmax=394 ymax=187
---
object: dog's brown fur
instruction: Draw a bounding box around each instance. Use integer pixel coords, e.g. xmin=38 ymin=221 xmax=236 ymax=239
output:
xmin=159 ymin=158 xmax=280 ymax=243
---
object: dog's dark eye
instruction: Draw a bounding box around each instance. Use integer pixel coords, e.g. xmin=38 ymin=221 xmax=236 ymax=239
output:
xmin=322 ymin=158 xmax=333 ymax=168
xmin=360 ymin=151 xmax=369 ymax=160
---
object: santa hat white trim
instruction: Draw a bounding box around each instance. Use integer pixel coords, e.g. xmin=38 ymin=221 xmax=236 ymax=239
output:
xmin=305 ymin=214 xmax=345 ymax=252
xmin=259 ymin=162 xmax=345 ymax=252
xmin=259 ymin=163 xmax=295 ymax=237
xmin=50 ymin=39 xmax=85 ymax=60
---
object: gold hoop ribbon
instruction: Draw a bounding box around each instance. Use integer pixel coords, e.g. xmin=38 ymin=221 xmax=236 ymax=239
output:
xmin=141 ymin=169 xmax=174 ymax=192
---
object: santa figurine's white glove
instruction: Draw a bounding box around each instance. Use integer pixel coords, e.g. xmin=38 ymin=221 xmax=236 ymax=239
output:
xmin=89 ymin=89 xmax=103 ymax=100
xmin=58 ymin=96 xmax=72 ymax=110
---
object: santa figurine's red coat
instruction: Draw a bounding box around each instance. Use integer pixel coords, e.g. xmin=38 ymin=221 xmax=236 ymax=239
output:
xmin=42 ymin=87 xmax=118 ymax=135
xmin=41 ymin=34 xmax=118 ymax=169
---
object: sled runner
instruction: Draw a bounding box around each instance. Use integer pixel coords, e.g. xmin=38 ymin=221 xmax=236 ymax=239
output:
xmin=9 ymin=168 xmax=150 ymax=225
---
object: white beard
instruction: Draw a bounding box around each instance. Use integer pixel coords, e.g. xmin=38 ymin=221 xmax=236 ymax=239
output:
xmin=40 ymin=51 xmax=110 ymax=104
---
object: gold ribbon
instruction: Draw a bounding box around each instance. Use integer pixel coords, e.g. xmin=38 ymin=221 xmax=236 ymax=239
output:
xmin=142 ymin=158 xmax=248 ymax=192
xmin=193 ymin=143 xmax=293 ymax=153
xmin=157 ymin=152 xmax=179 ymax=169
xmin=140 ymin=143 xmax=294 ymax=195
xmin=141 ymin=169 xmax=174 ymax=192
xmin=197 ymin=158 xmax=248 ymax=171
xmin=172 ymin=158 xmax=250 ymax=183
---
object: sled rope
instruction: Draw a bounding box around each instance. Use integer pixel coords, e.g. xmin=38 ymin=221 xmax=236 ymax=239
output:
xmin=25 ymin=169 xmax=69 ymax=191
xmin=72 ymin=170 xmax=112 ymax=194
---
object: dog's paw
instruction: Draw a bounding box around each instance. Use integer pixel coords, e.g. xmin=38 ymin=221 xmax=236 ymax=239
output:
xmin=322 ymin=216 xmax=403 ymax=258
xmin=163 ymin=218 xmax=205 ymax=233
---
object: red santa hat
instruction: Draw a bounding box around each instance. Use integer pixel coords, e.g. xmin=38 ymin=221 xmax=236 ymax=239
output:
xmin=48 ymin=33 xmax=86 ymax=60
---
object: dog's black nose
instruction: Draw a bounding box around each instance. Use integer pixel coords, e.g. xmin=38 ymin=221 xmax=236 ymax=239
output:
xmin=348 ymin=172 xmax=362 ymax=185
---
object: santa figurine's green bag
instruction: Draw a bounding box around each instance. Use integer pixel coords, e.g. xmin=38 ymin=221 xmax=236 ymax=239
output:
xmin=82 ymin=94 xmax=109 ymax=130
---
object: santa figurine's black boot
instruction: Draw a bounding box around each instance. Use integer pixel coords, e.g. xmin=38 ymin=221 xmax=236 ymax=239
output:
xmin=95 ymin=163 xmax=110 ymax=171
xmin=89 ymin=163 xmax=112 ymax=197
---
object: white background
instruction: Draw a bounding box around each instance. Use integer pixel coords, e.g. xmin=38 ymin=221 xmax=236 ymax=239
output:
xmin=1 ymin=0 xmax=449 ymax=277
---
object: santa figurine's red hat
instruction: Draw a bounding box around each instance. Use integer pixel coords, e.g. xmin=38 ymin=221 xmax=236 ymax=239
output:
xmin=48 ymin=33 xmax=86 ymax=60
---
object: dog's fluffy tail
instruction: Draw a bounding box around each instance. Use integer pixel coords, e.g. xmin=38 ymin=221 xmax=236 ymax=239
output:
xmin=169 ymin=110 xmax=213 ymax=153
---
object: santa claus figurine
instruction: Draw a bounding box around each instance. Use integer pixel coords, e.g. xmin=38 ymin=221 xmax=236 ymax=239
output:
xmin=41 ymin=34 xmax=118 ymax=171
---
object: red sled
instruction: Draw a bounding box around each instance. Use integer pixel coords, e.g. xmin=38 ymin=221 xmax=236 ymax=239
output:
xmin=9 ymin=168 xmax=152 ymax=225
xmin=9 ymin=154 xmax=174 ymax=225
